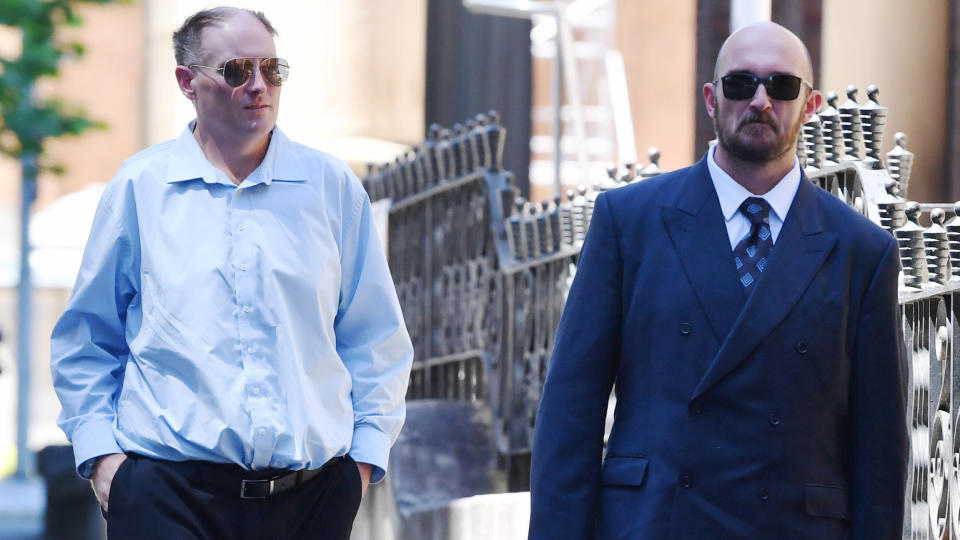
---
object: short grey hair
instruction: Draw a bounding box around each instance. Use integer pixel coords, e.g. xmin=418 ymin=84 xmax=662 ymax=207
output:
xmin=172 ymin=7 xmax=277 ymax=67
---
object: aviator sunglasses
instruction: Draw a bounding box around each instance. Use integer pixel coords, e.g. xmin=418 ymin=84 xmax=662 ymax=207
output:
xmin=189 ymin=57 xmax=290 ymax=88
xmin=718 ymin=72 xmax=811 ymax=101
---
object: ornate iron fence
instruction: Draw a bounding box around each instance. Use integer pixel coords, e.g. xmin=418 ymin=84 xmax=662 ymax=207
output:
xmin=364 ymin=113 xmax=584 ymax=488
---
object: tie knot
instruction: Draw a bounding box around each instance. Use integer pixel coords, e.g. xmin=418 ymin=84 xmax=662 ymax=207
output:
xmin=739 ymin=197 xmax=770 ymax=226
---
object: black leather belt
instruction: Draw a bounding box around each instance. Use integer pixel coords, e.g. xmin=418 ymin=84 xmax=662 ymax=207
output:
xmin=239 ymin=456 xmax=342 ymax=499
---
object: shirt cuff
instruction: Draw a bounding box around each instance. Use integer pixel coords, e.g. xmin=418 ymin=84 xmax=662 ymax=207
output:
xmin=71 ymin=417 xmax=123 ymax=479
xmin=348 ymin=425 xmax=393 ymax=484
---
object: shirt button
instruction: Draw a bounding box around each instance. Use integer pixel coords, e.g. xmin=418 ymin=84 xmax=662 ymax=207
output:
xmin=796 ymin=341 xmax=808 ymax=354
xmin=680 ymin=474 xmax=693 ymax=488
xmin=680 ymin=322 xmax=692 ymax=336
xmin=238 ymin=224 xmax=246 ymax=232
xmin=758 ymin=487 xmax=770 ymax=501
xmin=769 ymin=413 xmax=781 ymax=426
xmin=242 ymin=305 xmax=251 ymax=313
xmin=258 ymin=428 xmax=266 ymax=436
xmin=247 ymin=346 xmax=255 ymax=354
xmin=252 ymin=387 xmax=261 ymax=396
xmin=240 ymin=263 xmax=248 ymax=271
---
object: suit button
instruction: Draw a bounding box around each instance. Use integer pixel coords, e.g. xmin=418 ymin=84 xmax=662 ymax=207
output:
xmin=796 ymin=341 xmax=808 ymax=354
xmin=690 ymin=400 xmax=703 ymax=415
xmin=680 ymin=474 xmax=693 ymax=488
xmin=758 ymin=488 xmax=769 ymax=501
xmin=768 ymin=413 xmax=781 ymax=426
xmin=680 ymin=322 xmax=692 ymax=336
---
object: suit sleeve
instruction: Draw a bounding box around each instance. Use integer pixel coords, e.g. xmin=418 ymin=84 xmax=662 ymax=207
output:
xmin=849 ymin=237 xmax=908 ymax=539
xmin=336 ymin=182 xmax=413 ymax=484
xmin=529 ymin=192 xmax=623 ymax=539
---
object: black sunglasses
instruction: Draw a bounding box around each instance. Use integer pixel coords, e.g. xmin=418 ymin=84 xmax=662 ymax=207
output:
xmin=718 ymin=72 xmax=811 ymax=101
xmin=189 ymin=57 xmax=290 ymax=88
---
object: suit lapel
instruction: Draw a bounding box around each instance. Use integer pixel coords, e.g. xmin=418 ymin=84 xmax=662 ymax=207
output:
xmin=662 ymin=160 xmax=746 ymax=342
xmin=692 ymin=177 xmax=838 ymax=399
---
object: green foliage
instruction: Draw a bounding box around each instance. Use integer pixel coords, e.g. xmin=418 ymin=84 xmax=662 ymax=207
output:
xmin=0 ymin=0 xmax=121 ymax=166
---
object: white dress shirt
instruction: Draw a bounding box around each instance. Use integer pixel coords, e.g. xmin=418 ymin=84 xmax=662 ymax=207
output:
xmin=706 ymin=144 xmax=802 ymax=249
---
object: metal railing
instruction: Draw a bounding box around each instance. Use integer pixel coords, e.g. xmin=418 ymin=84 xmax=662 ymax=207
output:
xmin=364 ymin=113 xmax=581 ymax=488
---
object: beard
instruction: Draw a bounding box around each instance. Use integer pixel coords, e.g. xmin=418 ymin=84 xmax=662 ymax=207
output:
xmin=714 ymin=101 xmax=805 ymax=164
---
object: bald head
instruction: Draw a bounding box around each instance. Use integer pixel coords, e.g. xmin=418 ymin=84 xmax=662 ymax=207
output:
xmin=703 ymin=20 xmax=822 ymax=190
xmin=714 ymin=21 xmax=814 ymax=85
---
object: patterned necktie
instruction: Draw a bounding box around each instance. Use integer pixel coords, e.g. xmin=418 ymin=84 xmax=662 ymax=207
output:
xmin=733 ymin=197 xmax=773 ymax=295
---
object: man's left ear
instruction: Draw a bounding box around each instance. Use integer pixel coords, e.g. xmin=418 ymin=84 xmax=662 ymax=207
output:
xmin=803 ymin=89 xmax=823 ymax=122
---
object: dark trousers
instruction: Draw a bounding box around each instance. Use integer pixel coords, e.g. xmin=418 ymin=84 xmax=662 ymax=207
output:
xmin=105 ymin=453 xmax=363 ymax=540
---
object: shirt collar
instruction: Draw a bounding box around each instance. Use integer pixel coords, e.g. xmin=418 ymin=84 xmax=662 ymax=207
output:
xmin=165 ymin=120 xmax=308 ymax=186
xmin=706 ymin=144 xmax=801 ymax=223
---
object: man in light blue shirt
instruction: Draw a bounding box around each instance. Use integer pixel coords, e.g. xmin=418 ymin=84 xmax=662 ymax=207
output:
xmin=50 ymin=7 xmax=412 ymax=539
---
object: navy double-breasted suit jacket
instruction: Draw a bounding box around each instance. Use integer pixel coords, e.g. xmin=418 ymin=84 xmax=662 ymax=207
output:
xmin=529 ymin=158 xmax=908 ymax=539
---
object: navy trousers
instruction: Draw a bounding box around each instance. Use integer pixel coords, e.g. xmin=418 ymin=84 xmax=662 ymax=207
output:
xmin=104 ymin=453 xmax=363 ymax=540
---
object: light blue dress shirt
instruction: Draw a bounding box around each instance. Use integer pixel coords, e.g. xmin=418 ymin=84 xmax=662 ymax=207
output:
xmin=706 ymin=144 xmax=802 ymax=249
xmin=51 ymin=122 xmax=413 ymax=483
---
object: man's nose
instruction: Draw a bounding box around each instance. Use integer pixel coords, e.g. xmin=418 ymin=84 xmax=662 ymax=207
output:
xmin=245 ymin=63 xmax=268 ymax=93
xmin=748 ymin=82 xmax=772 ymax=111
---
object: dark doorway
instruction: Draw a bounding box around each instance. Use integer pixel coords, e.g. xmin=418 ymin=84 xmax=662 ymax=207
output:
xmin=426 ymin=1 xmax=533 ymax=195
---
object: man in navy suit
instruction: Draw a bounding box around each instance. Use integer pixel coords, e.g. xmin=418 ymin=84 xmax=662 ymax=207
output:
xmin=529 ymin=21 xmax=907 ymax=539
